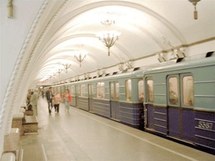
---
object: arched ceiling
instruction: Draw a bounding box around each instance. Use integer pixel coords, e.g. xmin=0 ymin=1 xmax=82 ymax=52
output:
xmin=33 ymin=0 xmax=215 ymax=84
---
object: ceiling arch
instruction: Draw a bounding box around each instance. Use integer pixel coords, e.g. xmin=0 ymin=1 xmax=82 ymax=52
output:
xmin=33 ymin=0 xmax=191 ymax=83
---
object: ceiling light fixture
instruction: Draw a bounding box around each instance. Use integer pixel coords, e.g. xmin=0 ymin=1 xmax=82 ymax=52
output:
xmin=63 ymin=64 xmax=71 ymax=73
xmin=73 ymin=50 xmax=87 ymax=67
xmin=97 ymin=15 xmax=121 ymax=56
xmin=188 ymin=0 xmax=201 ymax=20
xmin=7 ymin=0 xmax=13 ymax=18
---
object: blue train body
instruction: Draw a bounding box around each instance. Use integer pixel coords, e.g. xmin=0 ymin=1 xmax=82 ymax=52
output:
xmin=51 ymin=56 xmax=215 ymax=154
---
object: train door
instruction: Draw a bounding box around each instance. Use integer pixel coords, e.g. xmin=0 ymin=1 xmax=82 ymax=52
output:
xmin=75 ymin=84 xmax=80 ymax=108
xmin=138 ymin=79 xmax=145 ymax=129
xmin=70 ymin=85 xmax=76 ymax=107
xmin=144 ymin=77 xmax=154 ymax=129
xmin=110 ymin=81 xmax=120 ymax=120
xmin=88 ymin=84 xmax=93 ymax=112
xmin=167 ymin=74 xmax=195 ymax=142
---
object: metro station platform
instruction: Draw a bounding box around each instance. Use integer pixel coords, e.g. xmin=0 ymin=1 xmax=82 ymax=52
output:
xmin=20 ymin=97 xmax=215 ymax=161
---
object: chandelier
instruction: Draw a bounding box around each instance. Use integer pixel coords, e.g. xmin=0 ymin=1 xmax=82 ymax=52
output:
xmin=188 ymin=0 xmax=201 ymax=20
xmin=97 ymin=14 xmax=121 ymax=56
xmin=97 ymin=31 xmax=121 ymax=56
xmin=73 ymin=50 xmax=87 ymax=67
xmin=63 ymin=64 xmax=71 ymax=73
xmin=57 ymin=69 xmax=62 ymax=74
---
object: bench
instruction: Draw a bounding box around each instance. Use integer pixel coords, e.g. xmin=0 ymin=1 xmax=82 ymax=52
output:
xmin=4 ymin=128 xmax=20 ymax=154
xmin=22 ymin=116 xmax=38 ymax=134
xmin=12 ymin=113 xmax=24 ymax=136
xmin=3 ymin=128 xmax=23 ymax=161
xmin=1 ymin=150 xmax=23 ymax=161
xmin=0 ymin=153 xmax=15 ymax=161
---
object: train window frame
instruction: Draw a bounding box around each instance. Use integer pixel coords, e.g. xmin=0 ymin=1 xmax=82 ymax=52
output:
xmin=110 ymin=82 xmax=119 ymax=101
xmin=110 ymin=82 xmax=114 ymax=100
xmin=145 ymin=77 xmax=154 ymax=103
xmin=138 ymin=79 xmax=144 ymax=102
xmin=71 ymin=85 xmax=75 ymax=96
xmin=81 ymin=84 xmax=87 ymax=97
xmin=125 ymin=79 xmax=132 ymax=102
xmin=92 ymin=83 xmax=97 ymax=98
xmin=97 ymin=82 xmax=105 ymax=99
xmin=115 ymin=82 xmax=119 ymax=100
xmin=77 ymin=84 xmax=81 ymax=96
xmin=167 ymin=75 xmax=179 ymax=106
xmin=88 ymin=84 xmax=92 ymax=98
xmin=181 ymin=74 xmax=194 ymax=107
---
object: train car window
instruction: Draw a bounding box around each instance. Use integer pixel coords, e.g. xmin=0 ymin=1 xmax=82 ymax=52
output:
xmin=146 ymin=79 xmax=153 ymax=102
xmin=111 ymin=83 xmax=114 ymax=99
xmin=182 ymin=75 xmax=194 ymax=107
xmin=168 ymin=77 xmax=179 ymax=105
xmin=88 ymin=84 xmax=92 ymax=97
xmin=111 ymin=82 xmax=119 ymax=100
xmin=80 ymin=85 xmax=82 ymax=96
xmin=81 ymin=84 xmax=87 ymax=97
xmin=97 ymin=82 xmax=105 ymax=99
xmin=71 ymin=86 xmax=75 ymax=95
xmin=77 ymin=85 xmax=81 ymax=96
xmin=125 ymin=79 xmax=132 ymax=101
xmin=138 ymin=80 xmax=144 ymax=102
xmin=116 ymin=82 xmax=119 ymax=100
xmin=92 ymin=84 xmax=96 ymax=98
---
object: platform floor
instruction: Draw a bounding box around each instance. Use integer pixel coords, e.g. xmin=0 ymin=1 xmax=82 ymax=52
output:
xmin=20 ymin=97 xmax=215 ymax=161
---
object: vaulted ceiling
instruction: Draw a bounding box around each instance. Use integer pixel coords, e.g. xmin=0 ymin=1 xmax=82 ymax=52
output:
xmin=33 ymin=0 xmax=215 ymax=84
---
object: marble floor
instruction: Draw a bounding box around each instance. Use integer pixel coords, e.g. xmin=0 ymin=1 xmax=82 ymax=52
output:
xmin=20 ymin=97 xmax=215 ymax=161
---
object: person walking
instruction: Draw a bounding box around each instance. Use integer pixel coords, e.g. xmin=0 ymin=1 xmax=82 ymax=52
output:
xmin=64 ymin=89 xmax=72 ymax=112
xmin=53 ymin=92 xmax=61 ymax=113
xmin=45 ymin=87 xmax=53 ymax=114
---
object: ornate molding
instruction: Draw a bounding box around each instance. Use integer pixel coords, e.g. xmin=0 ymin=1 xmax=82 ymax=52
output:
xmin=1 ymin=0 xmax=49 ymax=136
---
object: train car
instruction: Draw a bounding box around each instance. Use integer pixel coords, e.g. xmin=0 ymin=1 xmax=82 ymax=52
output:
xmin=114 ymin=70 xmax=144 ymax=128
xmin=51 ymin=55 xmax=215 ymax=153
xmin=143 ymin=56 xmax=215 ymax=153
xmin=89 ymin=77 xmax=111 ymax=118
xmin=65 ymin=69 xmax=145 ymax=129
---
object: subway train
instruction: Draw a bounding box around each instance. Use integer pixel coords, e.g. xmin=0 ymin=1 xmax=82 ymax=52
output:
xmin=51 ymin=54 xmax=215 ymax=154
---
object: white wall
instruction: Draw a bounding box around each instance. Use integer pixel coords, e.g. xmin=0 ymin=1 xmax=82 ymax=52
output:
xmin=0 ymin=0 xmax=45 ymax=155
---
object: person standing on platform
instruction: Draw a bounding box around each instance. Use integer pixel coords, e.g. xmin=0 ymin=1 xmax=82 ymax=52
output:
xmin=26 ymin=89 xmax=32 ymax=107
xmin=46 ymin=87 xmax=53 ymax=114
xmin=30 ymin=90 xmax=38 ymax=116
xmin=64 ymin=89 xmax=72 ymax=112
xmin=53 ymin=92 xmax=61 ymax=113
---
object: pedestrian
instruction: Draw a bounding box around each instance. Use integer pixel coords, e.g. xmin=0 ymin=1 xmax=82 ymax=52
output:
xmin=26 ymin=89 xmax=32 ymax=106
xmin=64 ymin=89 xmax=72 ymax=112
xmin=45 ymin=87 xmax=53 ymax=114
xmin=53 ymin=92 xmax=61 ymax=113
